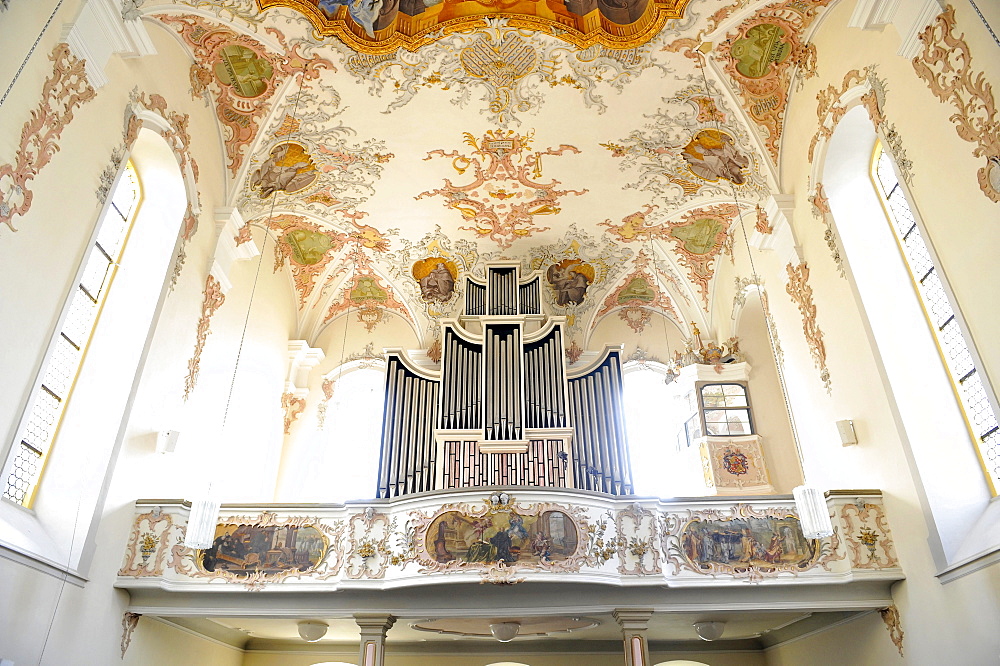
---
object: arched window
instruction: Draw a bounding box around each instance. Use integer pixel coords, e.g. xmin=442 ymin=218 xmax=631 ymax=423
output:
xmin=2 ymin=163 xmax=142 ymax=506
xmin=622 ymin=363 xmax=691 ymax=496
xmin=871 ymin=142 xmax=999 ymax=491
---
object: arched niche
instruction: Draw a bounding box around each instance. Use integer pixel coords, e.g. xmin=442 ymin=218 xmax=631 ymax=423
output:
xmin=821 ymin=104 xmax=996 ymax=567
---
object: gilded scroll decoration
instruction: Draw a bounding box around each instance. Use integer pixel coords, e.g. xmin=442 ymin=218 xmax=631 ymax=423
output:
xmin=913 ymin=5 xmax=1000 ymax=203
xmin=840 ymin=501 xmax=898 ymax=569
xmin=0 ymin=44 xmax=96 ymax=233
xmin=184 ymin=275 xmax=226 ymax=400
xmin=616 ymin=503 xmax=661 ymax=575
xmin=119 ymin=509 xmax=176 ymax=577
xmin=785 ymin=262 xmax=830 ymax=391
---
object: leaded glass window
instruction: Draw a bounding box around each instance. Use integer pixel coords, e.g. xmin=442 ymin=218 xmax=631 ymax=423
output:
xmin=2 ymin=162 xmax=141 ymax=506
xmin=872 ymin=142 xmax=999 ymax=492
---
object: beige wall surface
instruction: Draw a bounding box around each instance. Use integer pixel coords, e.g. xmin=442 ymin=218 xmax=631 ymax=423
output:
xmin=122 ymin=618 xmax=245 ymax=666
xmin=764 ymin=612 xmax=903 ymax=666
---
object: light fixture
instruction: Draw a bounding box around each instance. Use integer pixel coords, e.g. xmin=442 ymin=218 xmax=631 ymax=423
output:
xmin=693 ymin=621 xmax=725 ymax=641
xmin=183 ymin=498 xmax=221 ymax=549
xmin=693 ymin=45 xmax=835 ymax=540
xmin=298 ymin=620 xmax=330 ymax=642
xmin=489 ymin=621 xmax=520 ymax=642
xmin=793 ymin=485 xmax=834 ymax=539
xmin=183 ymin=75 xmax=310 ymax=550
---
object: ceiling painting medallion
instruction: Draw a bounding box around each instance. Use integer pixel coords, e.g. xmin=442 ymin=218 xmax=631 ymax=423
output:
xmin=155 ymin=14 xmax=334 ymax=174
xmin=416 ymin=130 xmax=587 ymax=249
xmin=596 ymin=250 xmax=679 ymax=333
xmin=413 ymin=258 xmax=459 ymax=303
xmin=546 ymin=259 xmax=594 ymax=307
xmin=527 ymin=224 xmax=632 ymax=334
xmin=602 ymin=84 xmax=766 ymax=206
xmin=257 ymin=0 xmax=692 ymax=54
xmin=706 ymin=0 xmax=832 ymax=162
xmin=250 ymin=142 xmax=319 ymax=197
xmin=662 ymin=203 xmax=739 ymax=309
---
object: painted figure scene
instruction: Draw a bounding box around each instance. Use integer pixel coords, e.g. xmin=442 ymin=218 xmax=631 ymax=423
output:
xmin=200 ymin=523 xmax=327 ymax=576
xmin=427 ymin=510 xmax=578 ymax=565
xmin=681 ymin=516 xmax=816 ymax=569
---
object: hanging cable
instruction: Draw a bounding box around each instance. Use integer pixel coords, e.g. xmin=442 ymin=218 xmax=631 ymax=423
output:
xmin=0 ymin=0 xmax=67 ymax=108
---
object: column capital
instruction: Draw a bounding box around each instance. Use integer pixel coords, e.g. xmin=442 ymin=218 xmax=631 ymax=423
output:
xmin=613 ymin=608 xmax=654 ymax=632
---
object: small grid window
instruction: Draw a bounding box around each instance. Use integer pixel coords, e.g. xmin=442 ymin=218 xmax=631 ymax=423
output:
xmin=2 ymin=163 xmax=141 ymax=506
xmin=872 ymin=143 xmax=1000 ymax=491
xmin=699 ymin=383 xmax=753 ymax=437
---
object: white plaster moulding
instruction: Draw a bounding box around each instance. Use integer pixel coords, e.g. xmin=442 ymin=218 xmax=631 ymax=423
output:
xmin=286 ymin=340 xmax=325 ymax=391
xmin=211 ymin=207 xmax=257 ymax=292
xmin=896 ymin=0 xmax=945 ymax=58
xmin=62 ymin=0 xmax=156 ymax=89
xmin=849 ymin=0 xmax=902 ymax=30
xmin=124 ymin=597 xmax=898 ymax=619
xmin=752 ymin=194 xmax=803 ymax=273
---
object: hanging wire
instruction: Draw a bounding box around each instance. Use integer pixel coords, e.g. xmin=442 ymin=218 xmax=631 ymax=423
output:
xmin=0 ymin=0 xmax=67 ymax=108
xmin=220 ymin=72 xmax=307 ymax=433
xmin=694 ymin=37 xmax=811 ymax=476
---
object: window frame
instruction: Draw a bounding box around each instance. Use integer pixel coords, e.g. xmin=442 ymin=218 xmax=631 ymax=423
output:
xmin=1 ymin=162 xmax=143 ymax=507
xmin=869 ymin=141 xmax=999 ymax=495
xmin=697 ymin=381 xmax=755 ymax=438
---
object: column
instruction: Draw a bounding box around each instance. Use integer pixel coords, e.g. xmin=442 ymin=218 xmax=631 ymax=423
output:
xmin=355 ymin=613 xmax=395 ymax=666
xmin=614 ymin=608 xmax=654 ymax=666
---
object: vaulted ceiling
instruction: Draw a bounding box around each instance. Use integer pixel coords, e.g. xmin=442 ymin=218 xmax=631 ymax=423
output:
xmin=147 ymin=0 xmax=832 ymax=349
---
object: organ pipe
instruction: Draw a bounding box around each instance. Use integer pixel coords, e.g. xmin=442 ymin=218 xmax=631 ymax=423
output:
xmin=377 ymin=262 xmax=633 ymax=498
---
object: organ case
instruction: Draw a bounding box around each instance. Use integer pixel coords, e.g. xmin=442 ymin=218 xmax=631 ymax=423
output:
xmin=377 ymin=262 xmax=633 ymax=498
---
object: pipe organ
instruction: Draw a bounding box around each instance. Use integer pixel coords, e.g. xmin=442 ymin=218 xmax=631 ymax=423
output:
xmin=377 ymin=262 xmax=633 ymax=498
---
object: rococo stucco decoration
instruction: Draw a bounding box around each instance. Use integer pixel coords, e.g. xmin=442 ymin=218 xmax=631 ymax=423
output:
xmin=0 ymin=44 xmax=96 ymax=233
xmin=335 ymin=18 xmax=674 ymax=125
xmin=785 ymin=262 xmax=830 ymax=392
xmin=183 ymin=274 xmax=226 ymax=400
xmin=603 ymin=83 xmax=766 ymax=206
xmin=118 ymin=492 xmax=902 ymax=590
xmin=913 ymin=5 xmax=1000 ymax=203
xmin=154 ymin=14 xmax=335 ymax=175
xmin=595 ymin=250 xmax=680 ymax=334
xmin=416 ymin=130 xmax=587 ymax=249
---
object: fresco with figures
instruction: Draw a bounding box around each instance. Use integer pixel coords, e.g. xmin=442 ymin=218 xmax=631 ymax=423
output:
xmin=200 ymin=523 xmax=328 ymax=576
xmin=427 ymin=508 xmax=579 ymax=564
xmin=680 ymin=515 xmax=817 ymax=570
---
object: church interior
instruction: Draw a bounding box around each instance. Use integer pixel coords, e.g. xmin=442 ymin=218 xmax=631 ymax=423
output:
xmin=1 ymin=0 xmax=998 ymax=663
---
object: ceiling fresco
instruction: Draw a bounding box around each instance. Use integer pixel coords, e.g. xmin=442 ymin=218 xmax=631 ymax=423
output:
xmin=144 ymin=0 xmax=830 ymax=350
